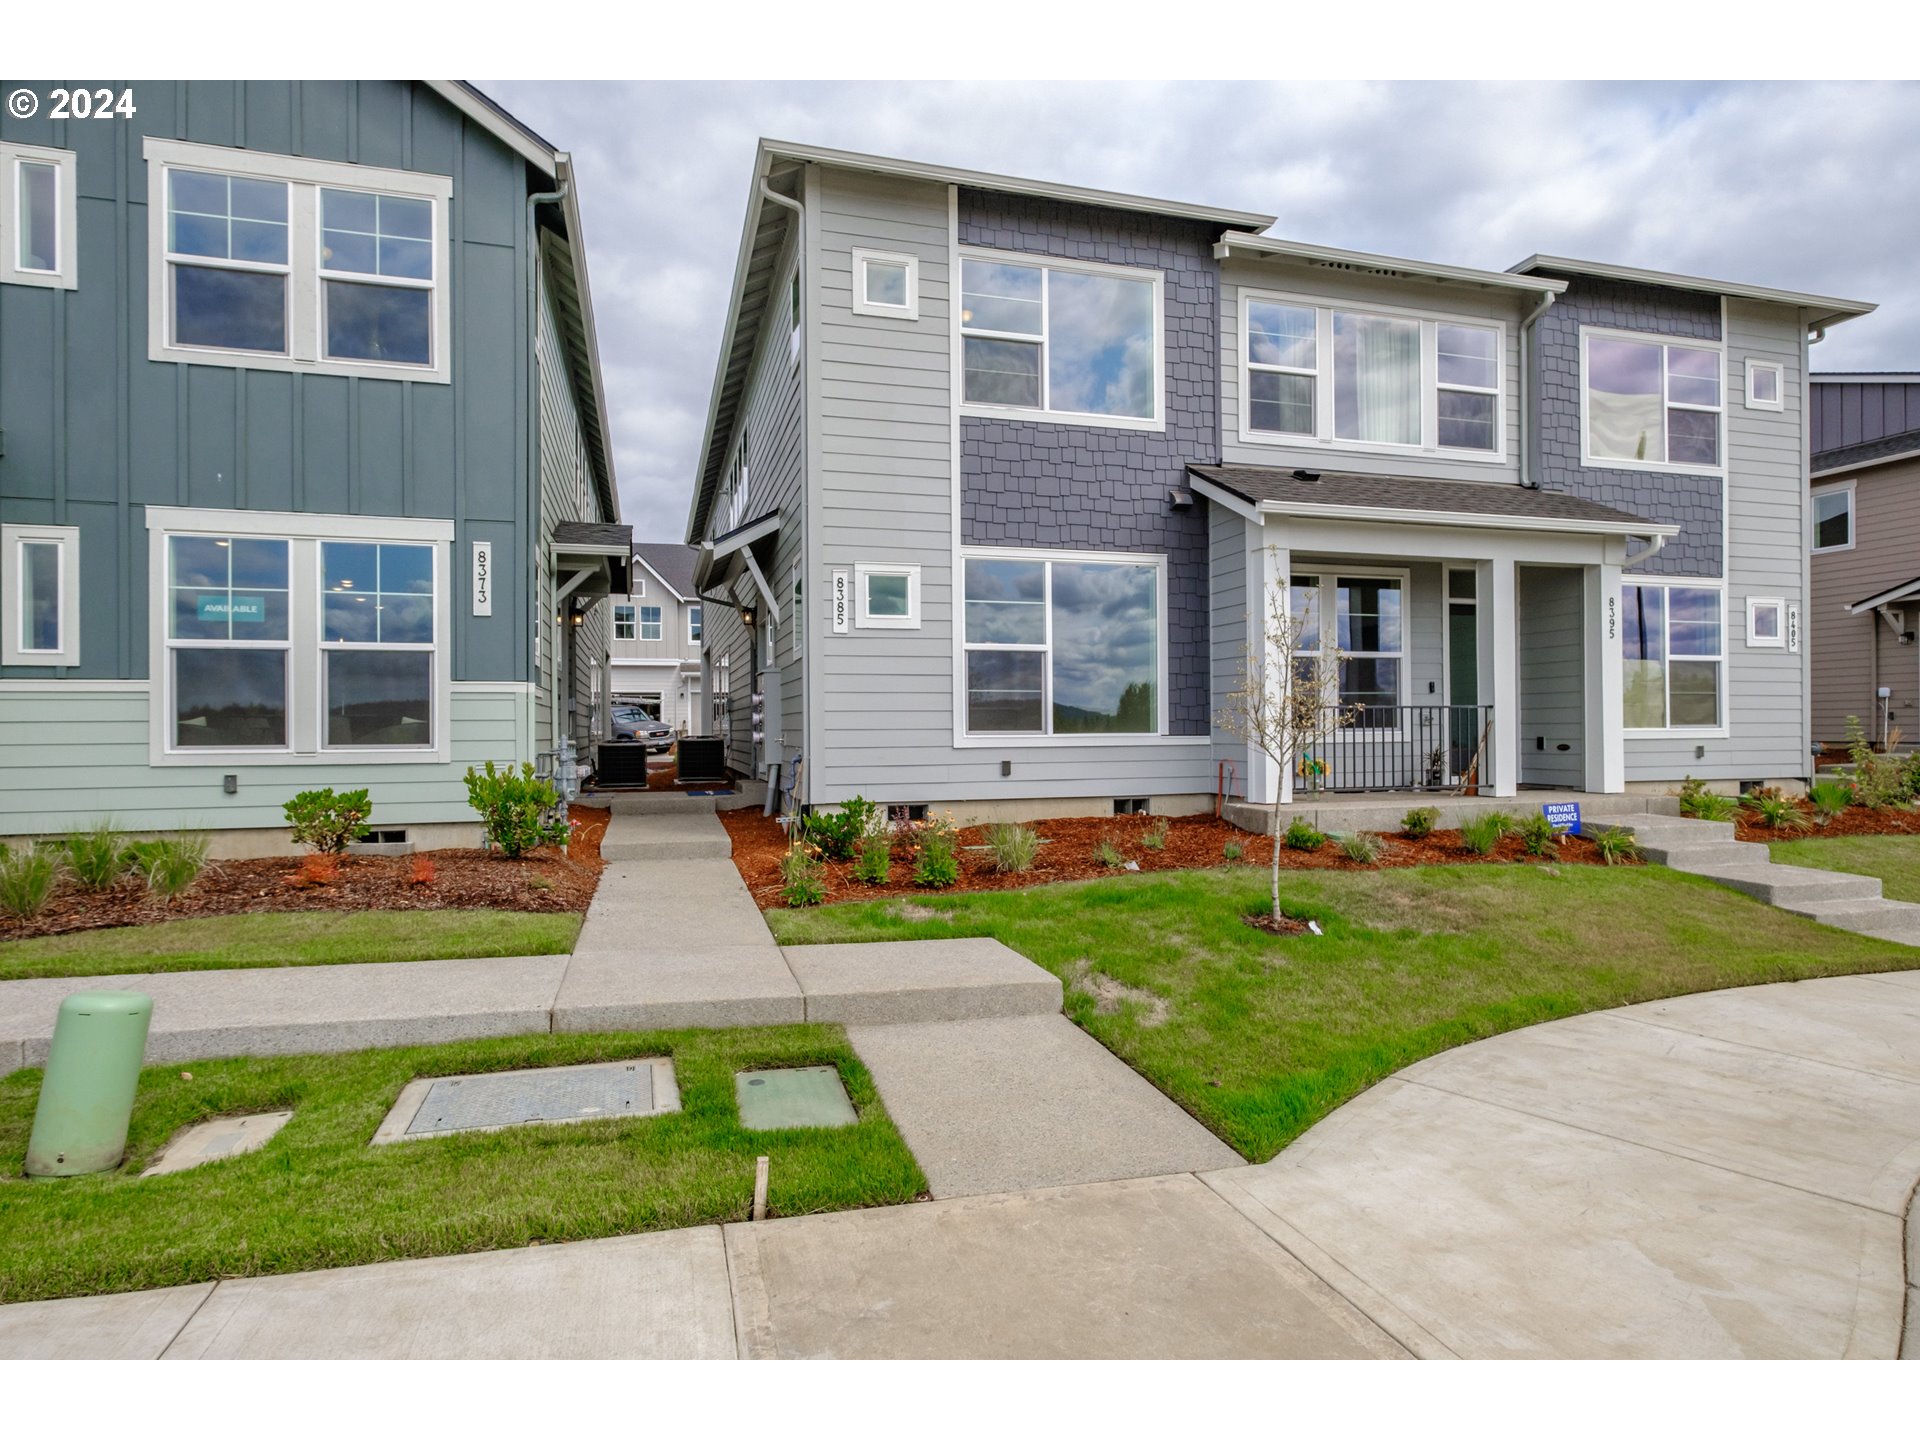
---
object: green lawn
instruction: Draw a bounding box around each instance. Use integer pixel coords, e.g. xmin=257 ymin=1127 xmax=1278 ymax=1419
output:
xmin=1768 ymin=835 xmax=1920 ymax=903
xmin=769 ymin=865 xmax=1920 ymax=1161
xmin=0 ymin=910 xmax=582 ymax=982
xmin=0 ymin=1026 xmax=923 ymax=1303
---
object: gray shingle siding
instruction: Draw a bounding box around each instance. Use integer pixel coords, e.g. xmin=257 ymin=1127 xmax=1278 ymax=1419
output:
xmin=956 ymin=190 xmax=1216 ymax=734
xmin=1532 ymin=274 xmax=1724 ymax=577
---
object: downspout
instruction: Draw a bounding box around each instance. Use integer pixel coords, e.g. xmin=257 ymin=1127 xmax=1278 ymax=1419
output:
xmin=527 ymin=177 xmax=570 ymax=759
xmin=1517 ymin=289 xmax=1557 ymax=490
xmin=757 ymin=178 xmax=805 ymax=789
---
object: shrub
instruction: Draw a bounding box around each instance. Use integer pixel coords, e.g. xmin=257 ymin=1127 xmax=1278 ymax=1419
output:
xmin=1686 ymin=791 xmax=1742 ymax=823
xmin=1282 ymin=818 xmax=1326 ymax=852
xmin=64 ymin=820 xmax=129 ymax=891
xmin=912 ymin=819 xmax=960 ymax=889
xmin=1516 ymin=812 xmax=1558 ymax=857
xmin=409 ymin=854 xmax=437 ymax=886
xmin=283 ymin=787 xmax=372 ymax=854
xmin=1337 ymin=830 xmax=1383 ymax=864
xmin=1591 ymin=827 xmax=1641 ymax=866
xmin=1223 ymin=841 xmax=1244 ymax=861
xmin=1842 ymin=717 xmax=1910 ymax=809
xmin=1094 ymin=835 xmax=1128 ymax=869
xmin=1400 ymin=807 xmax=1439 ymax=839
xmin=1487 ymin=810 xmax=1522 ymax=836
xmin=1744 ymin=791 xmax=1813 ymax=832
xmin=127 ymin=834 xmax=209 ymax=900
xmin=1459 ymin=813 xmax=1506 ymax=855
xmin=801 ymin=796 xmax=877 ymax=861
xmin=1676 ymin=774 xmax=1713 ymax=815
xmin=1140 ymin=817 xmax=1170 ymax=852
xmin=464 ymin=761 xmax=570 ymax=858
xmin=984 ymin=822 xmax=1039 ymax=874
xmin=0 ymin=844 xmax=62 ymax=919
xmin=1807 ymin=779 xmax=1854 ymax=823
xmin=779 ymin=843 xmax=827 ymax=907
xmin=852 ymin=831 xmax=892 ymax=885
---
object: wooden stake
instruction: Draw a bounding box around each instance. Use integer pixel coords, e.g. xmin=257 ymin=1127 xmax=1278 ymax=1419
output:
xmin=752 ymin=1155 xmax=769 ymax=1221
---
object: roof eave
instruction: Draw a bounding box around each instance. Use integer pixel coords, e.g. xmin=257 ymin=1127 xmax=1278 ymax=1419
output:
xmin=1247 ymin=498 xmax=1680 ymax=539
xmin=1812 ymin=445 xmax=1920 ymax=480
xmin=1846 ymin=578 xmax=1920 ymax=614
xmin=1216 ymin=233 xmax=1567 ymax=297
xmin=556 ymin=156 xmax=620 ymax=524
xmin=426 ymin=82 xmax=558 ymax=178
xmin=1509 ymin=254 xmax=1876 ymax=326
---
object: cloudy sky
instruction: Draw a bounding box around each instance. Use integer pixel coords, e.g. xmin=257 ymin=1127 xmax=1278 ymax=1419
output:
xmin=476 ymin=80 xmax=1920 ymax=541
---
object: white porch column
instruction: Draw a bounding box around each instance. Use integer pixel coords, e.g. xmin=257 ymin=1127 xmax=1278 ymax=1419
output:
xmin=1480 ymin=555 xmax=1519 ymax=798
xmin=1243 ymin=520 xmax=1290 ymax=806
xmin=1584 ymin=561 xmax=1626 ymax=793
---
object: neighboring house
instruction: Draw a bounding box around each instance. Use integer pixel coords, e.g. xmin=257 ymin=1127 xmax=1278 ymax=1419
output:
xmin=1807 ymin=374 xmax=1920 ymax=749
xmin=608 ymin=542 xmax=703 ymax=731
xmin=0 ymin=80 xmax=627 ymax=853
xmin=682 ymin=139 xmax=1873 ymax=820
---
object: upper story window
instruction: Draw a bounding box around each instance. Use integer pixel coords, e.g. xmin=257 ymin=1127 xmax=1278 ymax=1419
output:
xmin=1241 ymin=292 xmax=1503 ymax=459
xmin=0 ymin=142 xmax=77 ymax=290
xmin=1746 ymin=359 xmax=1784 ymax=410
xmin=2 ymin=523 xmax=81 ymax=667
xmin=1812 ymin=482 xmax=1854 ymax=553
xmin=851 ymin=248 xmax=919 ymax=320
xmin=144 ymin=138 xmax=451 ymax=384
xmin=1581 ymin=329 xmax=1721 ymax=471
xmin=613 ymin=604 xmax=637 ymax=640
xmin=639 ymin=606 xmax=663 ymax=642
xmin=687 ymin=604 xmax=702 ymax=643
xmin=959 ymin=251 xmax=1162 ymax=430
xmin=788 ymin=270 xmax=801 ymax=365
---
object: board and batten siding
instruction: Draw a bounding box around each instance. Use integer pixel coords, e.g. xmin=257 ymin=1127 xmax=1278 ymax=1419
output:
xmin=1809 ymin=455 xmax=1920 ymax=745
xmin=1517 ymin=565 xmax=1586 ymax=787
xmin=1218 ymin=257 xmax=1525 ymax=484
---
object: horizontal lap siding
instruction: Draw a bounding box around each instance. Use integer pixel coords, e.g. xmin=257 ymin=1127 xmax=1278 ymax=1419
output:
xmin=1209 ymin=505 xmax=1247 ymax=779
xmin=1810 ymin=457 xmax=1920 ymax=743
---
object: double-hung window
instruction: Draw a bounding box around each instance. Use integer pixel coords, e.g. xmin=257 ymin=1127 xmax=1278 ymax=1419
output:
xmin=321 ymin=541 xmax=435 ymax=748
xmin=639 ymin=606 xmax=663 ymax=642
xmin=687 ymin=604 xmax=703 ymax=643
xmin=613 ymin=604 xmax=637 ymax=640
xmin=962 ymin=551 xmax=1162 ymax=736
xmin=0 ymin=142 xmax=78 ymax=289
xmin=2 ymin=523 xmax=81 ymax=666
xmin=146 ymin=138 xmax=451 ymax=382
xmin=1241 ymin=293 xmax=1503 ymax=457
xmin=1812 ymin=483 xmax=1853 ymax=553
xmin=167 ymin=535 xmax=293 ymax=749
xmin=1582 ymin=331 xmax=1722 ymax=469
xmin=1288 ymin=573 xmax=1406 ymax=727
xmin=960 ymin=252 xmax=1162 ymax=427
xmin=1622 ymin=582 xmax=1723 ymax=730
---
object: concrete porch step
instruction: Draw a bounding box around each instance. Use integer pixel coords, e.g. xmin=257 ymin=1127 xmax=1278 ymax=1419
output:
xmin=600 ymin=837 xmax=734 ymax=861
xmin=597 ymin=810 xmax=733 ymax=862
xmin=1621 ymin=815 xmax=1738 ymax=844
xmin=1634 ymin=840 xmax=1758 ymax=869
xmin=1685 ymin=864 xmax=1883 ymax=908
xmin=605 ymin=791 xmax=720 ymax=815
xmin=1776 ymin=897 xmax=1920 ymax=946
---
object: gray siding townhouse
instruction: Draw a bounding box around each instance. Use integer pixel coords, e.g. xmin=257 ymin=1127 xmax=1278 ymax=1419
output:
xmin=683 ymin=140 xmax=1872 ymax=820
xmin=608 ymin=542 xmax=703 ymax=732
xmin=1806 ymin=373 xmax=1920 ymax=749
xmin=0 ymin=80 xmax=626 ymax=853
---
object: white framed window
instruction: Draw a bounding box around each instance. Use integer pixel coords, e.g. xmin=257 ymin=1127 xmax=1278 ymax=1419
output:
xmin=0 ymin=142 xmax=78 ymax=290
xmin=2 ymin=523 xmax=81 ymax=666
xmin=1622 ymin=580 xmax=1724 ymax=732
xmin=959 ymin=249 xmax=1163 ymax=430
xmin=144 ymin=138 xmax=451 ymax=383
xmin=1746 ymin=595 xmax=1786 ymax=649
xmin=639 ymin=605 xmax=663 ymax=642
xmin=791 ymin=567 xmax=804 ymax=660
xmin=1581 ymin=327 xmax=1723 ymax=472
xmin=788 ymin=270 xmax=802 ymax=366
xmin=632 ymin=577 xmax=646 ymax=597
xmin=856 ymin=564 xmax=921 ymax=630
xmin=613 ymin=604 xmax=637 ymax=640
xmin=1746 ymin=359 xmax=1784 ymax=411
xmin=1240 ymin=290 xmax=1505 ymax=459
xmin=145 ymin=506 xmax=452 ymax=764
xmin=961 ymin=548 xmax=1164 ymax=737
xmin=851 ymin=247 xmax=919 ymax=320
xmin=720 ymin=434 xmax=752 ymax=534
xmin=687 ymin=604 xmax=702 ymax=644
xmin=1812 ymin=481 xmax=1854 ymax=553
xmin=1288 ymin=570 xmax=1409 ymax=727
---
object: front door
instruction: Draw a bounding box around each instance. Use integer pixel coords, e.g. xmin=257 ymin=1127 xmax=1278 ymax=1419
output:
xmin=1446 ymin=568 xmax=1480 ymax=781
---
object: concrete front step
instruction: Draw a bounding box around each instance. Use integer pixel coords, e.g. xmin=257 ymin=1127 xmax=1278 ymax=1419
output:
xmin=600 ymin=837 xmax=734 ymax=861
xmin=1621 ymin=815 xmax=1737 ymax=844
xmin=605 ymin=792 xmax=720 ymax=815
xmin=598 ymin=810 xmax=733 ymax=862
xmin=1679 ymin=864 xmax=1883 ymax=907
xmin=1777 ymin=897 xmax=1920 ymax=947
xmin=1633 ymin=840 xmax=1756 ymax=869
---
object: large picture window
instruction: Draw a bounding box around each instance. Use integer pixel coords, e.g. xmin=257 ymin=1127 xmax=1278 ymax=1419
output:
xmin=320 ymin=541 xmax=435 ymax=748
xmin=1623 ymin=582 xmax=1723 ymax=730
xmin=960 ymin=253 xmax=1162 ymax=426
xmin=962 ymin=552 xmax=1161 ymax=736
xmin=1583 ymin=331 xmax=1722 ymax=469
xmin=167 ymin=535 xmax=292 ymax=749
xmin=1289 ymin=573 xmax=1406 ymax=726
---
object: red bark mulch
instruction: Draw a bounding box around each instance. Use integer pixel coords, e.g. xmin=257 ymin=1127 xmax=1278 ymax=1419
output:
xmin=719 ymin=808 xmax=1631 ymax=912
xmin=0 ymin=804 xmax=611 ymax=943
xmin=1731 ymin=798 xmax=1920 ymax=844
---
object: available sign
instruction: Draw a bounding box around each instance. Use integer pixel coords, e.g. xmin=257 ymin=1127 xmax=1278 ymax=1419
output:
xmin=1543 ymin=801 xmax=1582 ymax=835
xmin=197 ymin=594 xmax=265 ymax=623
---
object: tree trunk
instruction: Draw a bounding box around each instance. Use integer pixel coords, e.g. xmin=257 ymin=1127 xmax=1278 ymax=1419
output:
xmin=1269 ymin=789 xmax=1284 ymax=921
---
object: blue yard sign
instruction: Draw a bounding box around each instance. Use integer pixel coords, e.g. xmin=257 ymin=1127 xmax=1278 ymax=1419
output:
xmin=1543 ymin=801 xmax=1582 ymax=836
xmin=197 ymin=594 xmax=266 ymax=623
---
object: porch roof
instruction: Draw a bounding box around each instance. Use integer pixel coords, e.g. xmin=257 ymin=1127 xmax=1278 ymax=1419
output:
xmin=1185 ymin=464 xmax=1678 ymax=539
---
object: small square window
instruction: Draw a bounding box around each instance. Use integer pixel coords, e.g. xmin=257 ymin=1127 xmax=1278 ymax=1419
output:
xmin=1746 ymin=596 xmax=1786 ymax=648
xmin=851 ymin=249 xmax=919 ymax=321
xmin=3 ymin=523 xmax=81 ymax=666
xmin=856 ymin=564 xmax=920 ymax=629
xmin=1746 ymin=360 xmax=1784 ymax=411
xmin=1 ymin=143 xmax=78 ymax=290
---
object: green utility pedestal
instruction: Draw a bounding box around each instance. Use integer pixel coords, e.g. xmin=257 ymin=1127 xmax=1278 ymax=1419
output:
xmin=26 ymin=991 xmax=152 ymax=1177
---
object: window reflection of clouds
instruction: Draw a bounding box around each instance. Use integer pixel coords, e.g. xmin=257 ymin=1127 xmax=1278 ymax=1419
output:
xmin=1046 ymin=271 xmax=1155 ymax=419
xmin=1049 ymin=561 xmax=1157 ymax=727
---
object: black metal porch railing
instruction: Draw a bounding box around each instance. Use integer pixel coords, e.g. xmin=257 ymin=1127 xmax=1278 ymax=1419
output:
xmin=1296 ymin=704 xmax=1494 ymax=794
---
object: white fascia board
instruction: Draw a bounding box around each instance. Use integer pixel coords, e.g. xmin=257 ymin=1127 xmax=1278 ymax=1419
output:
xmin=1510 ymin=254 xmax=1875 ymax=328
xmin=1845 ymin=578 xmax=1920 ymax=615
xmin=629 ymin=552 xmax=689 ymax=603
xmin=1186 ymin=473 xmax=1260 ymax=522
xmin=1252 ymin=498 xmax=1680 ymax=540
xmin=555 ymin=157 xmax=620 ymax=523
xmin=1216 ymin=233 xmax=1566 ymax=297
xmin=425 ymin=82 xmax=558 ymax=177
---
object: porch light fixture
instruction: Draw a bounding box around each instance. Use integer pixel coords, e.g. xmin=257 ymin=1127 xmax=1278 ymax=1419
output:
xmin=570 ymin=608 xmax=584 ymax=628
xmin=741 ymin=606 xmax=757 ymax=630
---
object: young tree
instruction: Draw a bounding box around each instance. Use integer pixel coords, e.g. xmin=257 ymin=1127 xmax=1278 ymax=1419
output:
xmin=1216 ymin=552 xmax=1357 ymax=923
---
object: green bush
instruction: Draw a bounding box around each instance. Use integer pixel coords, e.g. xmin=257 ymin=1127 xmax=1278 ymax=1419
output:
xmin=1807 ymin=779 xmax=1854 ymax=823
xmin=912 ymin=822 xmax=960 ymax=889
xmin=1459 ymin=813 xmax=1506 ymax=855
xmin=1282 ymin=818 xmax=1327 ymax=852
xmin=984 ymin=822 xmax=1039 ymax=874
xmin=0 ymin=843 xmax=63 ymax=918
xmin=463 ymin=762 xmax=569 ymax=858
xmin=126 ymin=834 xmax=209 ymax=900
xmin=63 ymin=820 xmax=129 ymax=890
xmin=283 ymin=787 xmax=373 ymax=854
xmin=802 ymin=796 xmax=877 ymax=861
xmin=1487 ymin=810 xmax=1522 ymax=836
xmin=1140 ymin=817 xmax=1170 ymax=852
xmin=779 ymin=843 xmax=827 ymax=907
xmin=1400 ymin=806 xmax=1439 ymax=839
xmin=1843 ymin=716 xmax=1912 ymax=808
xmin=1094 ymin=835 xmax=1128 ymax=868
xmin=851 ymin=831 xmax=892 ymax=885
xmin=1337 ymin=830 xmax=1383 ymax=863
xmin=1743 ymin=791 xmax=1813 ymax=832
xmin=1684 ymin=790 xmax=1741 ymax=823
xmin=1676 ymin=774 xmax=1713 ymax=815
xmin=1591 ymin=827 xmax=1641 ymax=866
xmin=1517 ymin=812 xmax=1558 ymax=857
xmin=1222 ymin=841 xmax=1244 ymax=861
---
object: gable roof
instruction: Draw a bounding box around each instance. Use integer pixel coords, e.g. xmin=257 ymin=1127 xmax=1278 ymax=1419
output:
xmin=1812 ymin=425 xmax=1920 ymax=479
xmin=633 ymin=542 xmax=698 ymax=601
xmin=1508 ymin=255 xmax=1875 ymax=332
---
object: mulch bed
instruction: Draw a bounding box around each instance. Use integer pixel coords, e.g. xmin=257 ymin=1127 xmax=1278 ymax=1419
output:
xmin=719 ymin=808 xmax=1631 ymax=911
xmin=1731 ymin=799 xmax=1920 ymax=845
xmin=0 ymin=804 xmax=610 ymax=944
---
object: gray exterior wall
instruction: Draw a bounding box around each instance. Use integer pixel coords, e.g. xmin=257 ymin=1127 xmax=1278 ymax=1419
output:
xmin=1811 ymin=378 xmax=1920 ymax=452
xmin=1517 ymin=565 xmax=1585 ymax=787
xmin=608 ymin=556 xmax=702 ymax=733
xmin=1208 ymin=503 xmax=1248 ymax=778
xmin=1809 ymin=454 xmax=1920 ymax=745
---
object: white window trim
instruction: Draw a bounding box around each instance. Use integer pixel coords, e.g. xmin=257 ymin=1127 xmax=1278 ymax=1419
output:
xmin=1745 ymin=359 xmax=1785 ymax=411
xmin=957 ymin=545 xmax=1172 ymax=744
xmin=1236 ymin=287 xmax=1508 ymax=463
xmin=1621 ymin=576 xmax=1728 ymax=738
xmin=632 ymin=577 xmax=646 ymax=597
xmin=687 ymin=604 xmax=703 ymax=645
xmin=1288 ymin=567 xmax=1414 ymax=733
xmin=1811 ymin=479 xmax=1855 ymax=554
xmin=0 ymin=142 xmax=78 ymax=290
xmin=144 ymin=506 xmax=454 ymax=765
xmin=1578 ymin=325 xmax=1726 ymax=476
xmin=855 ymin=563 xmax=921 ymax=629
xmin=613 ymin=604 xmax=637 ymax=641
xmin=638 ymin=605 xmax=663 ymax=643
xmin=957 ymin=246 xmax=1166 ymax=433
xmin=2 ymin=523 xmax=81 ymax=666
xmin=143 ymin=137 xmax=452 ymax=384
xmin=850 ymin=247 xmax=920 ymax=321
xmin=1745 ymin=595 xmax=1786 ymax=649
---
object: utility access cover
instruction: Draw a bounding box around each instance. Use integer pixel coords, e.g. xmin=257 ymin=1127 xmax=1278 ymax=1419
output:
xmin=735 ymin=1066 xmax=858 ymax=1130
xmin=373 ymin=1058 xmax=680 ymax=1144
